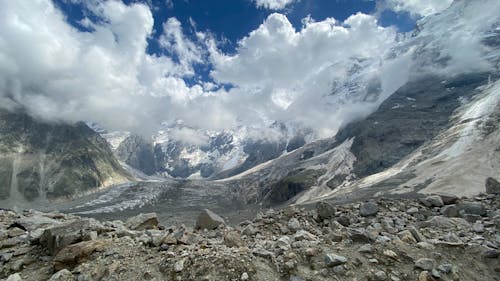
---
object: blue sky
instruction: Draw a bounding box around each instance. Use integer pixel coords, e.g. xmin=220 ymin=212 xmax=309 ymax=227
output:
xmin=54 ymin=0 xmax=415 ymax=54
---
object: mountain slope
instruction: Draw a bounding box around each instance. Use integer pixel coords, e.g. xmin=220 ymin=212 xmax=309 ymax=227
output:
xmin=0 ymin=109 xmax=132 ymax=204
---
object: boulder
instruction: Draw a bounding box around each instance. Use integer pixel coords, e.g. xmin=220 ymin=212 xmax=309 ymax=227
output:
xmin=5 ymin=273 xmax=22 ymax=281
xmin=485 ymin=177 xmax=500 ymax=194
xmin=437 ymin=194 xmax=459 ymax=205
xmin=48 ymin=269 xmax=75 ymax=281
xmin=40 ymin=220 xmax=91 ymax=255
xmin=359 ymin=202 xmax=379 ymax=217
xmin=348 ymin=228 xmax=375 ymax=243
xmin=54 ymin=240 xmax=107 ymax=271
xmin=13 ymin=215 xmax=60 ymax=231
xmin=195 ymin=209 xmax=225 ymax=230
xmin=125 ymin=213 xmax=159 ymax=231
xmin=440 ymin=205 xmax=459 ymax=217
xmin=419 ymin=216 xmax=470 ymax=229
xmin=241 ymin=224 xmax=258 ymax=236
xmin=425 ymin=195 xmax=444 ymax=207
xmin=456 ymin=202 xmax=487 ymax=217
xmin=415 ymin=258 xmax=435 ymax=271
xmin=316 ymin=201 xmax=336 ymax=220
xmin=398 ymin=230 xmax=417 ymax=244
xmin=287 ymin=218 xmax=301 ymax=231
xmin=224 ymin=231 xmax=244 ymax=248
xmin=324 ymin=253 xmax=347 ymax=267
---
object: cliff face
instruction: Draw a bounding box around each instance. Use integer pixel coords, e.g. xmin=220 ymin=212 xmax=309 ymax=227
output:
xmin=0 ymin=109 xmax=132 ymax=203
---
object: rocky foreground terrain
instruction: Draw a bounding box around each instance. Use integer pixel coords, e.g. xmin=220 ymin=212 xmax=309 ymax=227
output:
xmin=1 ymin=186 xmax=500 ymax=281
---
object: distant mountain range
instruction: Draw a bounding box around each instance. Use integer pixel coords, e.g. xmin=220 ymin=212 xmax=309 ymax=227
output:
xmin=1 ymin=0 xmax=498 ymax=208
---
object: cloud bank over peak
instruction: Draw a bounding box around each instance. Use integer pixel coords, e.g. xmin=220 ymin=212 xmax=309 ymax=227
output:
xmin=252 ymin=0 xmax=298 ymax=10
xmin=380 ymin=0 xmax=454 ymax=17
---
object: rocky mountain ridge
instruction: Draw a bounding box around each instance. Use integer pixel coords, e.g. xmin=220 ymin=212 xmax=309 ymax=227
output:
xmin=0 ymin=109 xmax=132 ymax=205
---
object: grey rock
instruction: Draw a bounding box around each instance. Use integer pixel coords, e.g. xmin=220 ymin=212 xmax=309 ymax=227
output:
xmin=485 ymin=177 xmax=500 ymax=194
xmin=224 ymin=231 xmax=244 ymax=248
xmin=293 ymin=230 xmax=317 ymax=241
xmin=484 ymin=249 xmax=499 ymax=259
xmin=349 ymin=228 xmax=374 ymax=243
xmin=398 ymin=230 xmax=417 ymax=243
xmin=49 ymin=269 xmax=75 ymax=281
xmin=7 ymin=227 xmax=25 ymax=237
xmin=241 ymin=224 xmax=258 ymax=236
xmin=13 ymin=215 xmax=60 ymax=232
xmin=419 ymin=216 xmax=470 ymax=229
xmin=324 ymin=253 xmax=347 ymax=267
xmin=240 ymin=272 xmax=249 ymax=281
xmin=374 ymin=271 xmax=388 ymax=281
xmin=53 ymin=240 xmax=107 ymax=271
xmin=461 ymin=213 xmax=482 ymax=223
xmin=277 ymin=236 xmax=291 ymax=250
xmin=437 ymin=194 xmax=459 ymax=205
xmin=0 ymin=252 xmax=13 ymax=263
xmin=456 ymin=202 xmax=487 ymax=217
xmin=195 ymin=209 xmax=225 ymax=230
xmin=40 ymin=220 xmax=91 ymax=255
xmin=174 ymin=259 xmax=185 ymax=273
xmin=359 ymin=202 xmax=379 ymax=217
xmin=472 ymin=222 xmax=485 ymax=233
xmin=406 ymin=207 xmax=419 ymax=215
xmin=415 ymin=258 xmax=435 ymax=271
xmin=146 ymin=230 xmax=166 ymax=247
xmin=431 ymin=269 xmax=441 ymax=279
xmin=424 ymin=195 xmax=444 ymax=207
xmin=336 ymin=215 xmax=351 ymax=227
xmin=437 ymin=263 xmax=453 ymax=274
xmin=28 ymin=228 xmax=46 ymax=243
xmin=440 ymin=205 xmax=459 ymax=217
xmin=316 ymin=201 xmax=336 ymax=220
xmin=287 ymin=218 xmax=301 ymax=231
xmin=358 ymin=244 xmax=374 ymax=253
xmin=6 ymin=273 xmax=23 ymax=281
xmin=125 ymin=213 xmax=159 ymax=231
xmin=409 ymin=226 xmax=425 ymax=242
xmin=252 ymin=248 xmax=274 ymax=258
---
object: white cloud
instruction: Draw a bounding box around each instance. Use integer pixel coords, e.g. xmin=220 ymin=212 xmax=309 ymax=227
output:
xmin=209 ymin=13 xmax=409 ymax=136
xmin=252 ymin=0 xmax=298 ymax=10
xmin=159 ymin=17 xmax=203 ymax=77
xmin=0 ymin=0 xmax=205 ymax=134
xmin=381 ymin=0 xmax=453 ymax=17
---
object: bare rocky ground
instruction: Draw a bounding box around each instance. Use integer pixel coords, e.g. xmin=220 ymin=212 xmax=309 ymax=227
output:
xmin=1 ymin=191 xmax=500 ymax=281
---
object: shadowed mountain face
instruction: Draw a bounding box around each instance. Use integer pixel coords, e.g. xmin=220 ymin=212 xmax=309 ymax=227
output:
xmin=0 ymin=109 xmax=132 ymax=202
xmin=335 ymin=72 xmax=494 ymax=179
xmin=218 ymin=72 xmax=499 ymax=206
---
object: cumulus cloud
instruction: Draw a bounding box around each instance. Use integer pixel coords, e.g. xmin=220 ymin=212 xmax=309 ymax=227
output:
xmin=252 ymin=0 xmax=298 ymax=10
xmin=380 ymin=0 xmax=453 ymax=17
xmin=0 ymin=0 xmax=203 ymax=134
xmin=209 ymin=13 xmax=411 ymax=136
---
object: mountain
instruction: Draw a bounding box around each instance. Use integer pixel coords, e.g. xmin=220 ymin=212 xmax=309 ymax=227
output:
xmin=0 ymin=109 xmax=132 ymax=204
xmin=110 ymin=123 xmax=311 ymax=179
xmin=216 ymin=0 xmax=500 ymax=206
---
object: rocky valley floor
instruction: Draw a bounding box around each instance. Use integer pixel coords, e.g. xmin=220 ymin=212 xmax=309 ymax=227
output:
xmin=1 ymin=192 xmax=500 ymax=281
